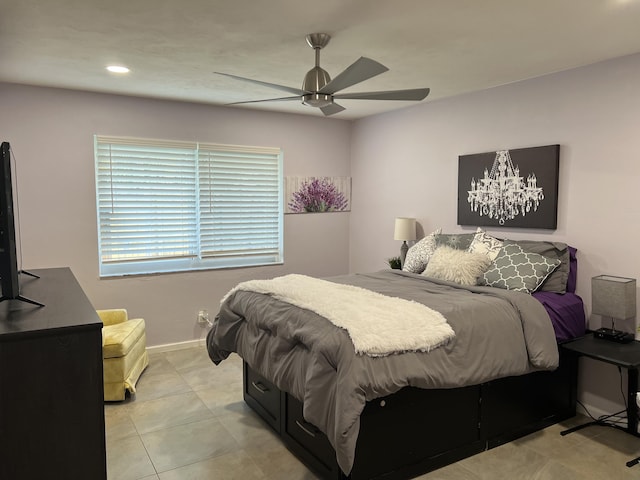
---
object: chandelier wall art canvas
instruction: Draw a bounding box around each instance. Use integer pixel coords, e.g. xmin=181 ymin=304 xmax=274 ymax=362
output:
xmin=457 ymin=145 xmax=559 ymax=229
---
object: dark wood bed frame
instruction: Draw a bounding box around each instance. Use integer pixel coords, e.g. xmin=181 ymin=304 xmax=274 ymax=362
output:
xmin=242 ymin=347 xmax=577 ymax=480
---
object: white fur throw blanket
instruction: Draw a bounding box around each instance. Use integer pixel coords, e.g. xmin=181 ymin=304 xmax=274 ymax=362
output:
xmin=222 ymin=274 xmax=455 ymax=356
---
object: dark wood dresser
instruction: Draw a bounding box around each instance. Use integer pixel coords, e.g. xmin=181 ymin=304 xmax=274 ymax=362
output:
xmin=0 ymin=267 xmax=106 ymax=480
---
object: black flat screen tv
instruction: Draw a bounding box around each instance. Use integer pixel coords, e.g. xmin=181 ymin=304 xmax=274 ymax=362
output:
xmin=0 ymin=141 xmax=42 ymax=306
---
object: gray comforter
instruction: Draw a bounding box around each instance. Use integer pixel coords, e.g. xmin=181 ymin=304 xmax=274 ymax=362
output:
xmin=207 ymin=270 xmax=559 ymax=475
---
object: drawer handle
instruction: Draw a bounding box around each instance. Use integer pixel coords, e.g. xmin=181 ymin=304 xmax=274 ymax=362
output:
xmin=295 ymin=420 xmax=317 ymax=438
xmin=251 ymin=381 xmax=268 ymax=394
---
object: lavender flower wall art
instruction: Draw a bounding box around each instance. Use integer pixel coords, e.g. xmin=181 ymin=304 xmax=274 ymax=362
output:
xmin=285 ymin=177 xmax=351 ymax=214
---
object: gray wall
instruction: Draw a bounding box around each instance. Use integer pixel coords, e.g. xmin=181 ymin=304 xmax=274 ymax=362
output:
xmin=349 ymin=52 xmax=640 ymax=418
xmin=0 ymin=84 xmax=352 ymax=346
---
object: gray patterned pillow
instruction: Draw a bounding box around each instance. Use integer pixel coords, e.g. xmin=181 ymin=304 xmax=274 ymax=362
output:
xmin=481 ymin=242 xmax=561 ymax=293
xmin=507 ymin=240 xmax=570 ymax=294
xmin=435 ymin=233 xmax=475 ymax=250
xmin=468 ymin=228 xmax=503 ymax=261
xmin=402 ymin=228 xmax=442 ymax=273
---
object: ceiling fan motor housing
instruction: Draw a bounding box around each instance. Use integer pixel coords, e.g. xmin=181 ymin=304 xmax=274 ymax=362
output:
xmin=302 ymin=66 xmax=331 ymax=93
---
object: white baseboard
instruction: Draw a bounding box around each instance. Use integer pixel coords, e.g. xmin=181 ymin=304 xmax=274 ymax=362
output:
xmin=147 ymin=338 xmax=206 ymax=354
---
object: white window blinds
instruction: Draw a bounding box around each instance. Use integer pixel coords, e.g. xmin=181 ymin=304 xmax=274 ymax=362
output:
xmin=198 ymin=145 xmax=281 ymax=259
xmin=95 ymin=136 xmax=283 ymax=277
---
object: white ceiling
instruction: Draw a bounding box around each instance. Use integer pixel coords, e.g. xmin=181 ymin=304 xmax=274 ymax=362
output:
xmin=2 ymin=0 xmax=640 ymax=120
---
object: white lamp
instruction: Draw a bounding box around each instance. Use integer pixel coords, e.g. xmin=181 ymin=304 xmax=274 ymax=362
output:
xmin=592 ymin=275 xmax=636 ymax=342
xmin=394 ymin=217 xmax=416 ymax=267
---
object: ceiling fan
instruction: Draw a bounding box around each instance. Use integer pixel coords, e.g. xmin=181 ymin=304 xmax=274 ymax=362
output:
xmin=215 ymin=33 xmax=430 ymax=116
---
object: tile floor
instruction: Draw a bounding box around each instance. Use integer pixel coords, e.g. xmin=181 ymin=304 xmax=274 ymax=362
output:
xmin=105 ymin=345 xmax=640 ymax=479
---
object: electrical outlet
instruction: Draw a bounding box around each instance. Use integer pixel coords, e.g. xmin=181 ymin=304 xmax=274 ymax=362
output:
xmin=197 ymin=310 xmax=210 ymax=326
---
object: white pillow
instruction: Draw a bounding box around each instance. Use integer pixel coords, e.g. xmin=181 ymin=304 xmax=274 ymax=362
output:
xmin=467 ymin=227 xmax=503 ymax=261
xmin=402 ymin=228 xmax=442 ymax=273
xmin=423 ymin=245 xmax=492 ymax=285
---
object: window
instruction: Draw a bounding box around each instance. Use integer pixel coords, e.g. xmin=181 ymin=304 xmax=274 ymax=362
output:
xmin=95 ymin=136 xmax=283 ymax=277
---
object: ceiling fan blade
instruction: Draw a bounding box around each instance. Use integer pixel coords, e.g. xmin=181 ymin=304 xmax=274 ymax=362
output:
xmin=215 ymin=72 xmax=307 ymax=96
xmin=333 ymin=88 xmax=430 ymax=101
xmin=318 ymin=57 xmax=388 ymax=94
xmin=226 ymin=96 xmax=301 ymax=106
xmin=320 ymin=102 xmax=346 ymax=116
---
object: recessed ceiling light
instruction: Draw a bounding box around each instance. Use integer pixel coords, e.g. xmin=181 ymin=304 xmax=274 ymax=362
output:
xmin=106 ymin=65 xmax=130 ymax=74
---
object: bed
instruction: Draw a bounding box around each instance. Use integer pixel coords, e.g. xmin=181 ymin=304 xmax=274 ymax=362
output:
xmin=207 ymin=234 xmax=585 ymax=480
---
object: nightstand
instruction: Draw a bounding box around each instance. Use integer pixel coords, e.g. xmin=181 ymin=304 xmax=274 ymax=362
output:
xmin=560 ymin=334 xmax=640 ymax=467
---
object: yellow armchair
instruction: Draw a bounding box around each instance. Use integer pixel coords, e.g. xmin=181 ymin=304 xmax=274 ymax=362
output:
xmin=98 ymin=309 xmax=149 ymax=401
xmin=98 ymin=308 xmax=128 ymax=327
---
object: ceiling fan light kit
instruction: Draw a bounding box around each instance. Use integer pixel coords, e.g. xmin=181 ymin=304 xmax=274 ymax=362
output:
xmin=302 ymin=93 xmax=333 ymax=108
xmin=216 ymin=33 xmax=430 ymax=116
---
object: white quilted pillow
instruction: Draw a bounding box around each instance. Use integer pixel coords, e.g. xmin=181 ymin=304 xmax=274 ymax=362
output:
xmin=402 ymin=228 xmax=442 ymax=273
xmin=423 ymin=245 xmax=492 ymax=285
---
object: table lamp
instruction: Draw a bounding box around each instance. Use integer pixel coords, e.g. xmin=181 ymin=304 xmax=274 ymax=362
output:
xmin=394 ymin=217 xmax=416 ymax=267
xmin=591 ymin=275 xmax=636 ymax=343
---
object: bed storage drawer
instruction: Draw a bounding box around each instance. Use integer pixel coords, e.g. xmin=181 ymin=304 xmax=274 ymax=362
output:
xmin=482 ymin=348 xmax=578 ymax=447
xmin=243 ymin=363 xmax=281 ymax=433
xmin=283 ymin=385 xmax=483 ymax=480
xmin=351 ymin=385 xmax=483 ymax=479
xmin=283 ymin=393 xmax=342 ymax=478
